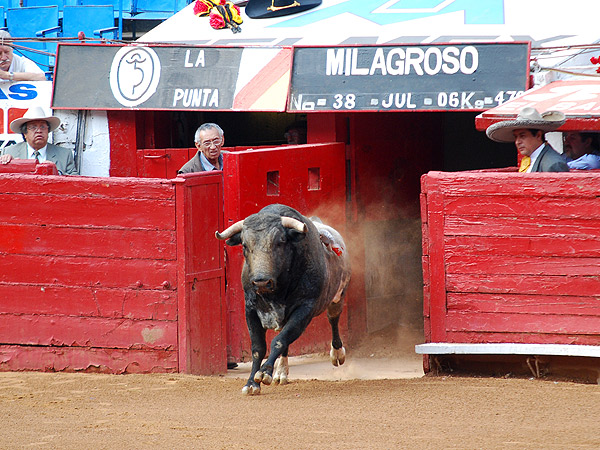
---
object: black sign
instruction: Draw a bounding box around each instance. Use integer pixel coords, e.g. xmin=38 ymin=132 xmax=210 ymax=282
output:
xmin=288 ymin=43 xmax=530 ymax=112
xmin=52 ymin=44 xmax=245 ymax=110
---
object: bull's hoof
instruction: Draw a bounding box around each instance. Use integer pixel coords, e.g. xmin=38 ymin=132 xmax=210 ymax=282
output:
xmin=242 ymin=382 xmax=261 ymax=395
xmin=254 ymin=370 xmax=273 ymax=385
xmin=330 ymin=345 xmax=346 ymax=367
xmin=273 ymin=356 xmax=289 ymax=385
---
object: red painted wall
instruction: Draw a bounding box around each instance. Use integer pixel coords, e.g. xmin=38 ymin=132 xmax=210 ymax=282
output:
xmin=421 ymin=171 xmax=600 ymax=349
xmin=0 ymin=172 xmax=225 ymax=374
xmin=222 ymin=143 xmax=349 ymax=361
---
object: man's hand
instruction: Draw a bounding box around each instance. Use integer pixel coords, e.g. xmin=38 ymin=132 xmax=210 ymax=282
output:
xmin=0 ymin=154 xmax=13 ymax=164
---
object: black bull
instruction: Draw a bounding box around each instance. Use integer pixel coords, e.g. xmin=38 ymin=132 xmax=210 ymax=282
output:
xmin=216 ymin=204 xmax=351 ymax=395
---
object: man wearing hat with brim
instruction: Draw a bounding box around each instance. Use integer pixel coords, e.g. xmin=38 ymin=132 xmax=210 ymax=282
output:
xmin=0 ymin=106 xmax=76 ymax=175
xmin=486 ymin=107 xmax=569 ymax=173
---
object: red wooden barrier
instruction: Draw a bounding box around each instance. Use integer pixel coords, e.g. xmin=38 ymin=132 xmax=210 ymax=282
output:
xmin=0 ymin=159 xmax=58 ymax=175
xmin=0 ymin=172 xmax=225 ymax=374
xmin=223 ymin=143 xmax=348 ymax=361
xmin=421 ymin=171 xmax=600 ymax=354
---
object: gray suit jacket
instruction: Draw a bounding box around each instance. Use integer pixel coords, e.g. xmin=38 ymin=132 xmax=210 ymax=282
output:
xmin=531 ymin=144 xmax=569 ymax=173
xmin=3 ymin=141 xmax=76 ymax=175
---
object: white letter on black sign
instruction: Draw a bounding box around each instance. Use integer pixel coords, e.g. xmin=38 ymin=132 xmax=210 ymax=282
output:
xmin=386 ymin=48 xmax=405 ymax=75
xmin=351 ymin=48 xmax=369 ymax=75
xmin=405 ymin=48 xmax=424 ymax=75
xmin=370 ymin=48 xmax=387 ymax=75
xmin=326 ymin=48 xmax=345 ymax=75
xmin=424 ymin=47 xmax=442 ymax=75
xmin=460 ymin=46 xmax=478 ymax=74
xmin=442 ymin=47 xmax=460 ymax=74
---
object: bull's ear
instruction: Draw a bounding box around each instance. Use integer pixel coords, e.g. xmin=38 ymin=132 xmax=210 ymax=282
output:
xmin=225 ymin=234 xmax=242 ymax=246
xmin=287 ymin=229 xmax=307 ymax=243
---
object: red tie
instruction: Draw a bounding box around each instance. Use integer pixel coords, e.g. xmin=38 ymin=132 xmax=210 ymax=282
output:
xmin=33 ymin=151 xmax=40 ymax=163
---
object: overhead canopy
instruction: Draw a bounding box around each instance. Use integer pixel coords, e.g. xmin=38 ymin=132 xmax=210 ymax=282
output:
xmin=475 ymin=80 xmax=600 ymax=131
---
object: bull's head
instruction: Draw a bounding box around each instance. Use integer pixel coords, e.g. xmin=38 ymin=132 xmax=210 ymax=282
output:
xmin=216 ymin=215 xmax=308 ymax=295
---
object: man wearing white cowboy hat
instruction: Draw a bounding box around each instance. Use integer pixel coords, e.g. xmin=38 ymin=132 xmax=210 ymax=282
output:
xmin=486 ymin=106 xmax=569 ymax=173
xmin=0 ymin=107 xmax=76 ymax=175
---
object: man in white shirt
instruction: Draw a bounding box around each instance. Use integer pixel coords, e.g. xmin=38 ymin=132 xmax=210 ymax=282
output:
xmin=0 ymin=30 xmax=46 ymax=82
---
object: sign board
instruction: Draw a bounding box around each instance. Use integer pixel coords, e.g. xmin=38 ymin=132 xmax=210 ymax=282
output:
xmin=288 ymin=43 xmax=530 ymax=112
xmin=0 ymin=81 xmax=52 ymax=150
xmin=52 ymin=44 xmax=291 ymax=111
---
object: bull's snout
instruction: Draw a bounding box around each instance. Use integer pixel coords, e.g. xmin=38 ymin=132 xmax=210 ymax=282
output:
xmin=252 ymin=278 xmax=275 ymax=294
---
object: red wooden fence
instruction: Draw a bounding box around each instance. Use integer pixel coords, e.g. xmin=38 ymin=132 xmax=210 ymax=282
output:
xmin=421 ymin=171 xmax=600 ymax=354
xmin=0 ymin=171 xmax=225 ymax=374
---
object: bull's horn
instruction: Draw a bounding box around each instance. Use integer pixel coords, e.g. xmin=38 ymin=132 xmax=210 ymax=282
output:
xmin=215 ymin=220 xmax=244 ymax=240
xmin=281 ymin=217 xmax=307 ymax=233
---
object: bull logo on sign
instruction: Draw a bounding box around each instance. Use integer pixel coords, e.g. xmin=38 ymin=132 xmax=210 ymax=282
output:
xmin=110 ymin=47 xmax=161 ymax=107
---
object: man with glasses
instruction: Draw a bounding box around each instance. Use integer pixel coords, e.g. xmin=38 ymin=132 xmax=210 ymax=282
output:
xmin=0 ymin=106 xmax=76 ymax=175
xmin=178 ymin=123 xmax=225 ymax=174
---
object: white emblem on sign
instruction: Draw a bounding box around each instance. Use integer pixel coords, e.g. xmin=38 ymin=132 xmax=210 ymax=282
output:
xmin=110 ymin=46 xmax=161 ymax=107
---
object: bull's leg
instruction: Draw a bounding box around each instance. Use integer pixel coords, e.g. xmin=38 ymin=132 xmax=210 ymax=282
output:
xmin=254 ymin=304 xmax=314 ymax=385
xmin=273 ymin=347 xmax=289 ymax=385
xmin=328 ymin=301 xmax=346 ymax=367
xmin=243 ymin=310 xmax=267 ymax=396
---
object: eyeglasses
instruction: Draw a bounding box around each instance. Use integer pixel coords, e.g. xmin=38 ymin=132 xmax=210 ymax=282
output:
xmin=26 ymin=124 xmax=49 ymax=132
xmin=200 ymin=138 xmax=221 ymax=148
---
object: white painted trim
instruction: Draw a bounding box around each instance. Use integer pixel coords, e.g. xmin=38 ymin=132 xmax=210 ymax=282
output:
xmin=415 ymin=343 xmax=600 ymax=358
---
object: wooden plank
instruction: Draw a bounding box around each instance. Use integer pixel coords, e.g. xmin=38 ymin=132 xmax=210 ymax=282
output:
xmin=0 ymin=345 xmax=178 ymax=373
xmin=447 ymin=273 xmax=600 ymax=296
xmin=445 ymin=196 xmax=600 ymax=219
xmin=0 ymin=173 xmax=175 ymax=199
xmin=445 ymin=235 xmax=600 ymax=258
xmin=445 ymin=331 xmax=600 ymax=346
xmin=446 ymin=254 xmax=600 ymax=276
xmin=175 ymin=176 xmax=190 ymax=373
xmin=422 ymin=256 xmax=430 ymax=318
xmin=426 ymin=186 xmax=447 ymax=342
xmin=415 ymin=342 xmax=600 ymax=357
xmin=0 ymin=192 xmax=175 ymax=229
xmin=445 ymin=216 xmax=600 ymax=238
xmin=447 ymin=292 xmax=600 ymax=316
xmin=0 ymin=224 xmax=177 ymax=259
xmin=0 ymin=285 xmax=176 ymax=320
xmin=0 ymin=315 xmax=177 ymax=349
xmin=427 ymin=171 xmax=600 ymax=197
xmin=0 ymin=254 xmax=177 ymax=289
xmin=447 ymin=311 xmax=600 ymax=335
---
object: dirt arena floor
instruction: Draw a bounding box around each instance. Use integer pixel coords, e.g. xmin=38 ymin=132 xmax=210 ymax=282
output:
xmin=3 ymin=327 xmax=600 ymax=450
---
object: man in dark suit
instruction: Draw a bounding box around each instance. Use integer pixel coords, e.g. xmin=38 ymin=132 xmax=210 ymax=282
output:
xmin=486 ymin=107 xmax=569 ymax=172
xmin=178 ymin=123 xmax=225 ymax=174
xmin=0 ymin=106 xmax=76 ymax=175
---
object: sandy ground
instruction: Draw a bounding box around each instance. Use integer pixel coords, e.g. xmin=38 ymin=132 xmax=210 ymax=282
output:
xmin=3 ymin=327 xmax=600 ymax=449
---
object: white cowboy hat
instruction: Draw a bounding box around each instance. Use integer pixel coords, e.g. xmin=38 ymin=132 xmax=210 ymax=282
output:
xmin=486 ymin=107 xmax=566 ymax=143
xmin=10 ymin=106 xmax=61 ymax=133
